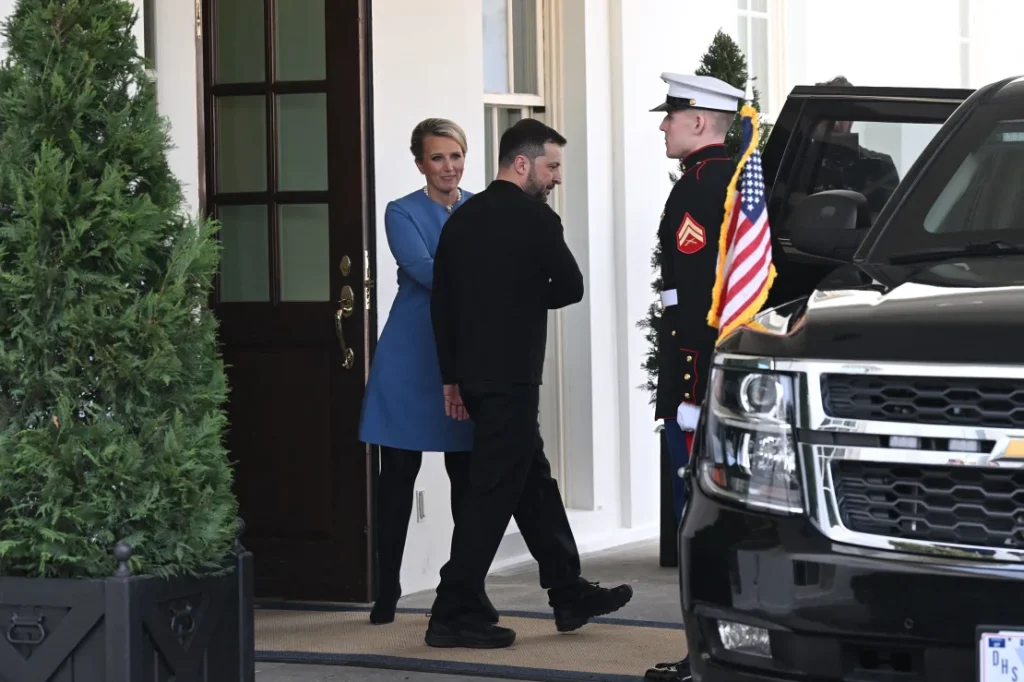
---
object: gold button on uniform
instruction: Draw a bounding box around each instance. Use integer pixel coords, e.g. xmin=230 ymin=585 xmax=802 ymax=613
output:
xmin=686 ymin=355 xmax=693 ymax=362
xmin=671 ymin=330 xmax=676 ymax=336
xmin=684 ymin=393 xmax=691 ymax=399
xmin=684 ymin=374 xmax=691 ymax=380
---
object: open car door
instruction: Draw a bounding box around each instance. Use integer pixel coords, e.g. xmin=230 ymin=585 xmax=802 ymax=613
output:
xmin=760 ymin=85 xmax=974 ymax=308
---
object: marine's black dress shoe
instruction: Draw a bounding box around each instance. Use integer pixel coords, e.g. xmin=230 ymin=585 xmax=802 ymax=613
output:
xmin=548 ymin=578 xmax=634 ymax=632
xmin=643 ymin=656 xmax=692 ymax=681
xmin=424 ymin=615 xmax=516 ymax=649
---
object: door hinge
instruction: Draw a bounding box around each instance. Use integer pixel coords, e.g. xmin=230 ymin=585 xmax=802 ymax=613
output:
xmin=195 ymin=0 xmax=202 ymax=38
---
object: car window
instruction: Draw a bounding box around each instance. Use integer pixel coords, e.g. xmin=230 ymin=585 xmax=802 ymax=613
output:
xmin=922 ymin=119 xmax=1024 ymax=235
xmin=868 ymin=99 xmax=1024 ymax=259
xmin=783 ymin=118 xmax=944 ymax=230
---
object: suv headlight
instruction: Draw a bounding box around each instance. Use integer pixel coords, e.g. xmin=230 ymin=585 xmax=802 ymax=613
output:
xmin=698 ymin=367 xmax=803 ymax=514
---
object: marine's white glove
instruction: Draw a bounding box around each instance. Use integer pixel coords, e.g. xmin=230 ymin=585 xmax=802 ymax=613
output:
xmin=676 ymin=402 xmax=701 ymax=432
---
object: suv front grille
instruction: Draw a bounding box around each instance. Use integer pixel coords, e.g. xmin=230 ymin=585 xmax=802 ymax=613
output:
xmin=821 ymin=374 xmax=1024 ymax=428
xmin=832 ymin=460 xmax=1024 ymax=549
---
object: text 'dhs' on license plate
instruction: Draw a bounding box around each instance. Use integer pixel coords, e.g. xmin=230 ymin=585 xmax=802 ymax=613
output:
xmin=979 ymin=630 xmax=1024 ymax=682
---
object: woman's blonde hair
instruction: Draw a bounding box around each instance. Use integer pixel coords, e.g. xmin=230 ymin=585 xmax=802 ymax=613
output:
xmin=410 ymin=118 xmax=468 ymax=162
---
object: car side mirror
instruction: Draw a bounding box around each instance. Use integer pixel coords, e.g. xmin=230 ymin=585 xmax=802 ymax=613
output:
xmin=788 ymin=190 xmax=873 ymax=262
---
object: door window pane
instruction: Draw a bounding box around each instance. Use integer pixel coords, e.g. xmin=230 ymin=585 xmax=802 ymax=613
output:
xmin=279 ymin=204 xmax=330 ymax=301
xmin=215 ymin=0 xmax=266 ymax=84
xmin=275 ymin=0 xmax=326 ymax=81
xmin=217 ymin=96 xmax=267 ymax=193
xmin=277 ymin=94 xmax=328 ymax=192
xmin=751 ymin=0 xmax=768 ymax=12
xmin=512 ymin=0 xmax=538 ymax=95
xmin=483 ymin=0 xmax=509 ymax=94
xmin=219 ymin=205 xmax=270 ymax=302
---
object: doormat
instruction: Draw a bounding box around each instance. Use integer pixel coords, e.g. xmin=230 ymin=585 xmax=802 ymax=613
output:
xmin=255 ymin=602 xmax=688 ymax=682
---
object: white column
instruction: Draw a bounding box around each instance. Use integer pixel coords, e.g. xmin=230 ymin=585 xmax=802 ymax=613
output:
xmin=154 ymin=0 xmax=201 ymax=215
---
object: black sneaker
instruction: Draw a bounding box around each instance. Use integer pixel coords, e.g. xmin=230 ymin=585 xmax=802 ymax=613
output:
xmin=549 ymin=578 xmax=633 ymax=632
xmin=424 ymin=616 xmax=517 ymax=649
xmin=643 ymin=657 xmax=691 ymax=682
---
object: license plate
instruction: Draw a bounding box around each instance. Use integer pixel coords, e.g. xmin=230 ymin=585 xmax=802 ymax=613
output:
xmin=978 ymin=629 xmax=1024 ymax=682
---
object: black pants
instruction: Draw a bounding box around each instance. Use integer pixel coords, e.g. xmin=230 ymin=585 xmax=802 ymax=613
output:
xmin=375 ymin=446 xmax=471 ymax=600
xmin=431 ymin=381 xmax=581 ymax=621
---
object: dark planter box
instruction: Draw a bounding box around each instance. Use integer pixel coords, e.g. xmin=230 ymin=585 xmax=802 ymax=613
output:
xmin=0 ymin=524 xmax=255 ymax=682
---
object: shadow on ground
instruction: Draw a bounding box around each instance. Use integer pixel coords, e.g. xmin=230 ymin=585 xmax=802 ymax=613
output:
xmin=256 ymin=539 xmax=680 ymax=682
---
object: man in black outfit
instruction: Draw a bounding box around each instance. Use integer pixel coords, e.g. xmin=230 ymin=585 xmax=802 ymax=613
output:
xmin=426 ymin=118 xmax=633 ymax=649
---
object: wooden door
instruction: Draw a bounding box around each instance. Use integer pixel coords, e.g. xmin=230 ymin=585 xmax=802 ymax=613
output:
xmin=199 ymin=0 xmax=375 ymax=602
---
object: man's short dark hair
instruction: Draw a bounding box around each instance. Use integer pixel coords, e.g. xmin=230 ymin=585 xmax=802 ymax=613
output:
xmin=497 ymin=118 xmax=567 ymax=167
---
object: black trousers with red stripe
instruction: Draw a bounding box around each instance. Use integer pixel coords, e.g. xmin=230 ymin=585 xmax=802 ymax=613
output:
xmin=663 ymin=420 xmax=693 ymax=523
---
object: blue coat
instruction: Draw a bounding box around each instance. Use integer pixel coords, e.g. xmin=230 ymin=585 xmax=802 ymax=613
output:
xmin=358 ymin=188 xmax=476 ymax=453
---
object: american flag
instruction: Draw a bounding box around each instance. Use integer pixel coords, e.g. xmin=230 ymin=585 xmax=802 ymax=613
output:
xmin=707 ymin=105 xmax=776 ymax=339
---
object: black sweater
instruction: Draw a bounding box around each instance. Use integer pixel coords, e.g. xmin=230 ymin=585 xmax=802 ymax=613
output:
xmin=430 ymin=180 xmax=584 ymax=386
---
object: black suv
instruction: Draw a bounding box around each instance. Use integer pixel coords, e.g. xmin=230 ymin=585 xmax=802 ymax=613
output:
xmin=680 ymin=76 xmax=1024 ymax=682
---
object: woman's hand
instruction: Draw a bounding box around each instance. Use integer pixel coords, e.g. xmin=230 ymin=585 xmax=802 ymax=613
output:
xmin=444 ymin=384 xmax=469 ymax=421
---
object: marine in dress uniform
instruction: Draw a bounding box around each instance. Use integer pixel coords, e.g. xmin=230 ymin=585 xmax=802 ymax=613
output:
xmin=653 ymin=73 xmax=744 ymax=521
xmin=645 ymin=73 xmax=745 ymax=682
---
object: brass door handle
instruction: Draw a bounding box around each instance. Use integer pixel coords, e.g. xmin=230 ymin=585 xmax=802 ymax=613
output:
xmin=340 ymin=285 xmax=354 ymax=318
xmin=334 ymin=308 xmax=355 ymax=370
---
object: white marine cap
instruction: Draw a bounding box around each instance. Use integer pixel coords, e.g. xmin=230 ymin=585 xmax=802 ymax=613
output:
xmin=650 ymin=73 xmax=745 ymax=113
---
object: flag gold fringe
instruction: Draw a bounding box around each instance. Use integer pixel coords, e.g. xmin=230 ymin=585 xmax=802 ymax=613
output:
xmin=706 ymin=104 xmax=777 ymax=342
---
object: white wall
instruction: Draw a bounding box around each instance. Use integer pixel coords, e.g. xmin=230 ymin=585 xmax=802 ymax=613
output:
xmin=783 ymin=0 xmax=1024 ymax=93
xmin=152 ymin=0 xmax=201 ymax=215
xmin=971 ymin=0 xmax=1024 ymax=87
xmin=795 ymin=0 xmax=960 ymax=88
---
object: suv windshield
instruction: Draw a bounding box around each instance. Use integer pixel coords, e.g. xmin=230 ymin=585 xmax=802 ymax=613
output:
xmin=868 ymin=92 xmax=1024 ymax=260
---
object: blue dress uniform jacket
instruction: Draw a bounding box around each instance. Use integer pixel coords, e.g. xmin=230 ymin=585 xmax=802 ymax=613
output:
xmin=655 ymin=143 xmax=737 ymax=418
xmin=359 ymin=188 xmax=476 ymax=453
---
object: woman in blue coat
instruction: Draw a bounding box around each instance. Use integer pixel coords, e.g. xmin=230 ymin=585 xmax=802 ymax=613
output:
xmin=360 ymin=118 xmax=495 ymax=625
